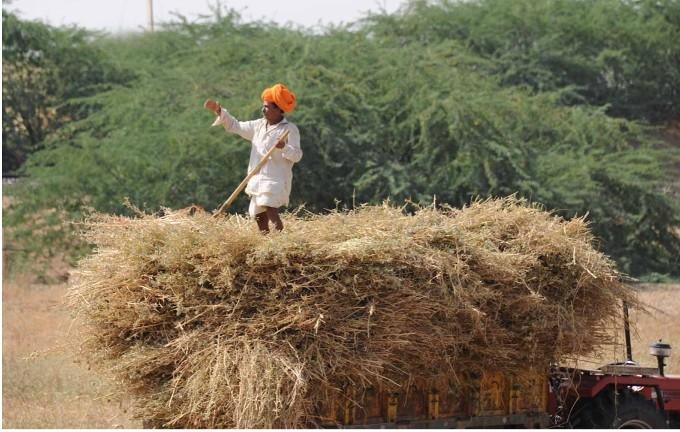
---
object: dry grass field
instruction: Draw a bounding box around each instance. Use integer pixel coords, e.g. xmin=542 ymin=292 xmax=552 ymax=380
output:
xmin=571 ymin=283 xmax=680 ymax=373
xmin=2 ymin=267 xmax=679 ymax=428
xmin=617 ymin=283 xmax=680 ymax=372
xmin=2 ymin=271 xmax=139 ymax=428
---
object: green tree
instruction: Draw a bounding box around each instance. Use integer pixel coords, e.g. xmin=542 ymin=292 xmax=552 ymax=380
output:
xmin=2 ymin=9 xmax=131 ymax=175
xmin=365 ymin=0 xmax=680 ymax=123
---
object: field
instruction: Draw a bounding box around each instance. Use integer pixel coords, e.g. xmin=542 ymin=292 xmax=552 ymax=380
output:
xmin=2 ymin=270 xmax=139 ymax=428
xmin=579 ymin=283 xmax=680 ymax=372
xmin=2 ymin=268 xmax=679 ymax=428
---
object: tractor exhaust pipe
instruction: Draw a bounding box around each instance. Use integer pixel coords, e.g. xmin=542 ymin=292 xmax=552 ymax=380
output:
xmin=622 ymin=301 xmax=673 ymax=377
xmin=623 ymin=301 xmax=633 ymax=362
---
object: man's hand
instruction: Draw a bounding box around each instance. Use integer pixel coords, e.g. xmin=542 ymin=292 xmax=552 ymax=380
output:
xmin=203 ymin=99 xmax=221 ymax=115
xmin=275 ymin=139 xmax=286 ymax=149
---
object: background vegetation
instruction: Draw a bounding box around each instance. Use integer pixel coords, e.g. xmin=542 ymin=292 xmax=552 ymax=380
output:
xmin=2 ymin=9 xmax=131 ymax=175
xmin=3 ymin=0 xmax=679 ymax=277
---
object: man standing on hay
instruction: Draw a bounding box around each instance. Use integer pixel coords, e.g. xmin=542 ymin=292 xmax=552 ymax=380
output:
xmin=204 ymin=83 xmax=302 ymax=233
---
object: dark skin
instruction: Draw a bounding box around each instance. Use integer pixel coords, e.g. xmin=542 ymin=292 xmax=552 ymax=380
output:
xmin=203 ymin=98 xmax=287 ymax=233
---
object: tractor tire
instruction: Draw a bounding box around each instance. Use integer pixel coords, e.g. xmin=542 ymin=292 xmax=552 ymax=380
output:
xmin=568 ymin=389 xmax=666 ymax=429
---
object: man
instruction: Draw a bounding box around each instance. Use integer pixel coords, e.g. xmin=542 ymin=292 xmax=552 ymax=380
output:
xmin=204 ymin=83 xmax=302 ymax=233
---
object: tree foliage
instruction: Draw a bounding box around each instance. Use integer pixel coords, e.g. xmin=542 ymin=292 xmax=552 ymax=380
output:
xmin=4 ymin=2 xmax=679 ymax=277
xmin=366 ymin=0 xmax=680 ymax=122
xmin=2 ymin=9 xmax=131 ymax=175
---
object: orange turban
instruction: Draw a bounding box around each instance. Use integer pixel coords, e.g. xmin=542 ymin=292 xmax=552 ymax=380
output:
xmin=261 ymin=83 xmax=297 ymax=113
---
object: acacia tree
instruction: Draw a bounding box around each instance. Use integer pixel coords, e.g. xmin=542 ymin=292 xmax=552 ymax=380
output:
xmin=2 ymin=9 xmax=130 ymax=175
xmin=366 ymin=0 xmax=680 ymax=123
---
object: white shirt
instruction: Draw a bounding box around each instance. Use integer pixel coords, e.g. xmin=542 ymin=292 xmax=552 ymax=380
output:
xmin=212 ymin=108 xmax=302 ymax=204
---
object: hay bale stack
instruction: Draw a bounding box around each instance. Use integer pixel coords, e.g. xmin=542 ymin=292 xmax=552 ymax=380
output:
xmin=68 ymin=197 xmax=633 ymax=428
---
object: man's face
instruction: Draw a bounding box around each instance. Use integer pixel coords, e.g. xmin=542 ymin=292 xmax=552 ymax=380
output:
xmin=262 ymin=101 xmax=283 ymax=123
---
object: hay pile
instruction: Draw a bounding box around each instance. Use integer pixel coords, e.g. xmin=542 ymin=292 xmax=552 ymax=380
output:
xmin=68 ymin=197 xmax=634 ymax=428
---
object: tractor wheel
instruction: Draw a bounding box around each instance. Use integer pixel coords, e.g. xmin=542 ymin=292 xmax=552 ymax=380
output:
xmin=610 ymin=392 xmax=666 ymax=429
xmin=569 ymin=389 xmax=666 ymax=429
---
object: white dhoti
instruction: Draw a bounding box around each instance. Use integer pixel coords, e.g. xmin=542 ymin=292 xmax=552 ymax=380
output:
xmin=248 ymin=192 xmax=287 ymax=217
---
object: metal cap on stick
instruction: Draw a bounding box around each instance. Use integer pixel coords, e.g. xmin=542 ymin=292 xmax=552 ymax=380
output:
xmin=649 ymin=340 xmax=672 ymax=376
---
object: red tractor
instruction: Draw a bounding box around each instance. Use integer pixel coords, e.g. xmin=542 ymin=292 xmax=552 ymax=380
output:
xmin=551 ymin=304 xmax=680 ymax=428
xmin=554 ymin=358 xmax=680 ymax=428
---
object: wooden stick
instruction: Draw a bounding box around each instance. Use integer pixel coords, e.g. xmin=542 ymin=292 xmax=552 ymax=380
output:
xmin=213 ymin=130 xmax=289 ymax=218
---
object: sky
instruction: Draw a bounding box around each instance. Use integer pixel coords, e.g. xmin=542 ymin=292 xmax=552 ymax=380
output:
xmin=5 ymin=0 xmax=406 ymax=33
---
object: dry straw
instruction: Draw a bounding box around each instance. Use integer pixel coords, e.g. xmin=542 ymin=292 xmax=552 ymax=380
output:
xmin=68 ymin=197 xmax=634 ymax=428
